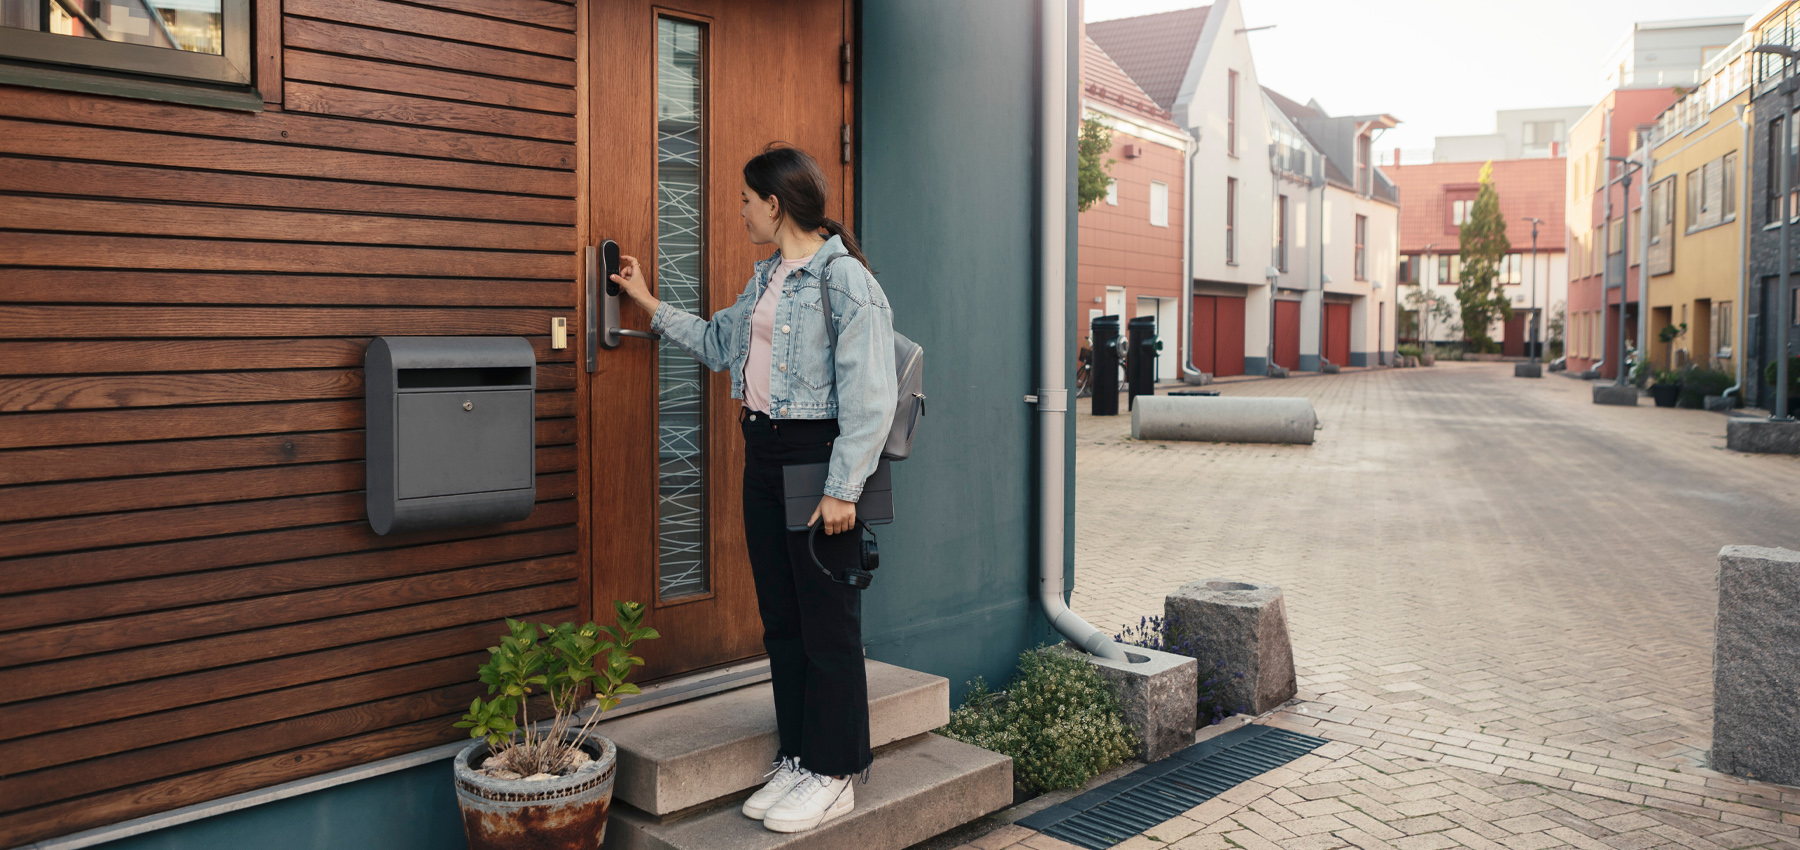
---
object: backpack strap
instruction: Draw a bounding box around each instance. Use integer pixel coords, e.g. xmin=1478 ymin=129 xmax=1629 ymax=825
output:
xmin=817 ymin=252 xmax=850 ymax=351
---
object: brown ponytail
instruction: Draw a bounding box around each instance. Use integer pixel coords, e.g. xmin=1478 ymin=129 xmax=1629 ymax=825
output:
xmin=744 ymin=143 xmax=873 ymax=270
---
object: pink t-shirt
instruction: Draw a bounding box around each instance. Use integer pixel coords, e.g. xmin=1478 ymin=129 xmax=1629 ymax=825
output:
xmin=743 ymin=254 xmax=811 ymax=414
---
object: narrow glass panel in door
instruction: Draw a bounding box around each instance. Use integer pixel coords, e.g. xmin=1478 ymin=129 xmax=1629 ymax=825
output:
xmin=656 ymin=17 xmax=708 ymax=600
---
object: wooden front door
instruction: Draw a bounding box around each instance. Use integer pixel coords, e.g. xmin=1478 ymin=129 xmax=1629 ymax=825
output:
xmin=585 ymin=0 xmax=853 ymax=679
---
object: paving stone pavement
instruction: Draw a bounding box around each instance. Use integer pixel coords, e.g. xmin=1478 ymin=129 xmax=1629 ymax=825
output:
xmin=972 ymin=363 xmax=1800 ymax=850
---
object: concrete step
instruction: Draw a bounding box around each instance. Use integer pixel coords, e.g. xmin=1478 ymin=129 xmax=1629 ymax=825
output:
xmin=602 ymin=733 xmax=1013 ymax=850
xmin=593 ymin=659 xmax=949 ymax=816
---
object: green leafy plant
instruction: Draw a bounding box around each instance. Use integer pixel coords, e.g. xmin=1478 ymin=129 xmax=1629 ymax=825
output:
xmin=1547 ymin=302 xmax=1567 ymax=359
xmin=1658 ymin=322 xmax=1688 ymax=344
xmin=1652 ymin=368 xmax=1682 ymax=387
xmin=1077 ymin=117 xmax=1116 ymax=212
xmin=1397 ymin=344 xmax=1423 ymax=358
xmin=1454 ymin=162 xmax=1514 ymax=351
xmin=455 ymin=601 xmax=659 ymax=777
xmin=939 ymin=646 xmax=1138 ymax=794
xmin=1678 ymin=366 xmax=1735 ymax=408
xmin=1765 ymin=356 xmax=1800 ymax=393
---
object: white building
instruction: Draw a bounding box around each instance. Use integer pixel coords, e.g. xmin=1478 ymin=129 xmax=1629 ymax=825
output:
xmin=1091 ymin=0 xmax=1278 ymax=376
xmin=1433 ymin=106 xmax=1591 ymax=164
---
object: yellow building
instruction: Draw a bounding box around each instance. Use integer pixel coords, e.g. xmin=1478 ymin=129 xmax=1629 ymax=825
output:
xmin=1644 ymin=35 xmax=1752 ymax=374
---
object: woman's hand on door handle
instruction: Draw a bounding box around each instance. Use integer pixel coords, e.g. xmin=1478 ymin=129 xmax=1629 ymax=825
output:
xmin=808 ymin=495 xmax=857 ymax=536
xmin=612 ymin=254 xmax=660 ymax=315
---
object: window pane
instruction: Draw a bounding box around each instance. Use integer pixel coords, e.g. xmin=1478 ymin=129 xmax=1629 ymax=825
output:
xmin=3 ymin=0 xmax=224 ymax=54
xmin=656 ymin=17 xmax=708 ymax=601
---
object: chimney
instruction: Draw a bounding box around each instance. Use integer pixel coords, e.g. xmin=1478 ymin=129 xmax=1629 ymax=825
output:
xmin=1551 ymin=141 xmax=1560 ymax=158
xmin=1393 ymin=147 xmax=1401 ymax=169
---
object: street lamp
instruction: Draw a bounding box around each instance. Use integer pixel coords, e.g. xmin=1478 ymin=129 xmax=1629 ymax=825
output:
xmin=1606 ymin=154 xmax=1643 ymax=388
xmin=1523 ymin=217 xmax=1543 ymax=363
xmin=1419 ymin=242 xmax=1436 ymax=360
xmin=1751 ymin=42 xmax=1795 ymax=421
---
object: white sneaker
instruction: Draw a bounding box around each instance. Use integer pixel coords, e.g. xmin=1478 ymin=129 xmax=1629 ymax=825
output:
xmin=762 ymin=771 xmax=853 ymax=833
xmin=742 ymin=756 xmax=808 ymax=819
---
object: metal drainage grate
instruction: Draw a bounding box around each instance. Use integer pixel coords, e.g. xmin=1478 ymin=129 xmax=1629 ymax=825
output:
xmin=1016 ymin=725 xmax=1328 ymax=850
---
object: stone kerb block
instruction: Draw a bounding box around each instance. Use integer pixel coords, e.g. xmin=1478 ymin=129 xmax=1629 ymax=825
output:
xmin=1166 ymin=580 xmax=1296 ymax=716
xmin=1066 ymin=645 xmax=1198 ymax=763
xmin=1726 ymin=419 xmax=1800 ymax=454
xmin=1713 ymin=545 xmax=1800 ymax=785
xmin=1593 ymin=384 xmax=1639 ymax=405
xmin=1514 ymin=362 xmax=1542 ymax=378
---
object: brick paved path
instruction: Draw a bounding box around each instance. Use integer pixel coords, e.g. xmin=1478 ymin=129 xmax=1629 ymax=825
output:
xmin=981 ymin=363 xmax=1800 ymax=850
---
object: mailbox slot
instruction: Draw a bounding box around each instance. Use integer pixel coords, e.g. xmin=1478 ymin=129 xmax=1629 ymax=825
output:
xmin=366 ymin=337 xmax=536 ymax=535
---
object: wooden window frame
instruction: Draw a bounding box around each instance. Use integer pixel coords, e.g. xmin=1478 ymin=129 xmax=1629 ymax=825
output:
xmin=1226 ymin=69 xmax=1238 ymax=157
xmin=1353 ymin=214 xmax=1367 ymax=281
xmin=0 ymin=0 xmax=266 ymax=110
xmin=1225 ymin=176 xmax=1237 ymax=264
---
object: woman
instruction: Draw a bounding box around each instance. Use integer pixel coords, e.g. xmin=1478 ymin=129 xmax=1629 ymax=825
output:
xmin=611 ymin=144 xmax=897 ymax=834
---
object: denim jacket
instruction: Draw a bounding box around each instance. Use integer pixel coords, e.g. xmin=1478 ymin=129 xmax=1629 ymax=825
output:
xmin=651 ymin=235 xmax=898 ymax=503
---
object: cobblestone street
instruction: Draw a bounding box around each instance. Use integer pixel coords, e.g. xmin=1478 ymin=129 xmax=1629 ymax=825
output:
xmin=991 ymin=363 xmax=1800 ymax=850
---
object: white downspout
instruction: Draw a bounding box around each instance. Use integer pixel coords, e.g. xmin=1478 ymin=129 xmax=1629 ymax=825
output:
xmin=1039 ymin=0 xmax=1126 ymax=661
xmin=1183 ymin=134 xmax=1202 ymax=379
xmin=1727 ymin=103 xmax=1753 ymax=401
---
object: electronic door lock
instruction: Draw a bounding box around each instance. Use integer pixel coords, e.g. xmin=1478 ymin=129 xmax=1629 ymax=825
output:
xmin=586 ymin=240 xmax=662 ymax=371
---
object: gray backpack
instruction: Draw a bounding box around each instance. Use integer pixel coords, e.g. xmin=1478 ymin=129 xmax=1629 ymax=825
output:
xmin=820 ymin=253 xmax=925 ymax=461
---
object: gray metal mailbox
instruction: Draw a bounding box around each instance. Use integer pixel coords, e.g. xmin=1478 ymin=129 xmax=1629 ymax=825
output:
xmin=366 ymin=336 xmax=536 ymax=535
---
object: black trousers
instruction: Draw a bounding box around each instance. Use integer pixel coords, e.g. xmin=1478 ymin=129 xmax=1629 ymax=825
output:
xmin=739 ymin=411 xmax=873 ymax=777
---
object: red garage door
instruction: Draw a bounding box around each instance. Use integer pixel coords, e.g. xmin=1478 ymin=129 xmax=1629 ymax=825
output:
xmin=1324 ymin=303 xmax=1351 ymax=366
xmin=1191 ymin=294 xmax=1246 ymax=377
xmin=1274 ymin=299 xmax=1301 ymax=371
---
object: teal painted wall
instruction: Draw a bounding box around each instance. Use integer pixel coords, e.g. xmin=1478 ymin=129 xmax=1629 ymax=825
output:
xmin=854 ymin=0 xmax=1074 ymax=705
xmin=88 ymin=2 xmax=1077 ymax=846
xmin=99 ymin=761 xmax=466 ymax=850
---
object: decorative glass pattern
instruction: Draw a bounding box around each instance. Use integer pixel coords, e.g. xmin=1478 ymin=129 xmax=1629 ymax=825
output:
xmin=655 ymin=18 xmax=708 ymax=600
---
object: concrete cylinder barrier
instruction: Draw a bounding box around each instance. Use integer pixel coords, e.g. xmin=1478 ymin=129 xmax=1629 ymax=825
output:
xmin=1130 ymin=396 xmax=1317 ymax=445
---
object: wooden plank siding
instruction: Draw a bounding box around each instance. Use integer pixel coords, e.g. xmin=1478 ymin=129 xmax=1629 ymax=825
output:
xmin=0 ymin=0 xmax=581 ymax=843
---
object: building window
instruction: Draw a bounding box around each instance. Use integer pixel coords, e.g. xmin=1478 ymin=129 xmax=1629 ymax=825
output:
xmin=1356 ymin=133 xmax=1371 ymax=195
xmin=1276 ymin=194 xmax=1289 ymax=272
xmin=1354 ymin=214 xmax=1368 ymax=280
xmin=1225 ymin=176 xmax=1237 ymax=263
xmin=1105 ymin=179 xmax=1118 ymax=206
xmin=1149 ymin=180 xmax=1169 ymax=227
xmin=1399 ymin=254 xmax=1417 ymax=284
xmin=1437 ymin=254 xmax=1451 ymax=285
xmin=1226 ymin=70 xmax=1238 ymax=156
xmin=1451 ymin=198 xmax=1475 ymax=227
xmin=1609 ymin=218 xmax=1623 ymax=254
xmin=1715 ymin=301 xmax=1734 ymax=356
xmin=1770 ymin=116 xmax=1785 ymax=224
xmin=1688 ymin=168 xmax=1702 ymax=229
xmin=1723 ymin=151 xmax=1738 ymax=219
xmin=0 ymin=0 xmax=251 ymax=85
xmin=1523 ymin=120 xmax=1564 ymax=148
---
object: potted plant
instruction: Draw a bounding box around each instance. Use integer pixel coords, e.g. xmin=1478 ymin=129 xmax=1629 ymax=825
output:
xmin=1650 ymin=368 xmax=1683 ymax=408
xmin=1658 ymin=322 xmax=1687 ymax=345
xmin=451 ymin=601 xmax=659 ymax=850
xmin=1765 ymin=356 xmax=1800 ymax=417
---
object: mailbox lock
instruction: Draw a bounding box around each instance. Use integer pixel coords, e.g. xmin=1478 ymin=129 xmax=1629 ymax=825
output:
xmin=462 ymin=401 xmax=474 ymax=411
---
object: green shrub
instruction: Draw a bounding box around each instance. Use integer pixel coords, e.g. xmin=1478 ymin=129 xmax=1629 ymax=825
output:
xmin=1396 ymin=344 xmax=1422 ymax=358
xmin=1766 ymin=356 xmax=1800 ymax=393
xmin=939 ymin=646 xmax=1138 ymax=794
xmin=1677 ymin=367 xmax=1734 ymax=408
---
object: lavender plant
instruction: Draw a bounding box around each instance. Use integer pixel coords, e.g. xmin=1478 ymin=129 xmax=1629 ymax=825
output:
xmin=1115 ymin=614 xmax=1246 ymax=726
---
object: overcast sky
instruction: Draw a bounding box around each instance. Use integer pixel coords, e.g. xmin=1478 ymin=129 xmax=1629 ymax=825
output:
xmin=1084 ymin=0 xmax=1755 ymax=154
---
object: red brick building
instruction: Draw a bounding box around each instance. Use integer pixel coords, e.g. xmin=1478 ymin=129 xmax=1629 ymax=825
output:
xmin=1078 ymin=34 xmax=1191 ymax=380
xmin=1389 ymin=158 xmax=1567 ymax=355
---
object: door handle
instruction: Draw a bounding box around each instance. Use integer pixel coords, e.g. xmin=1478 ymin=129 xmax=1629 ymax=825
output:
xmin=587 ymin=241 xmax=660 ymax=372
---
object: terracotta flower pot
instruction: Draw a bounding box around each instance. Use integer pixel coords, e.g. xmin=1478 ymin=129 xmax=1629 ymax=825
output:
xmin=453 ymin=732 xmax=617 ymax=850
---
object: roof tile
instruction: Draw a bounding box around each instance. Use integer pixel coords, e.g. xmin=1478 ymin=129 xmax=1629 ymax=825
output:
xmin=1086 ymin=6 xmax=1210 ymax=113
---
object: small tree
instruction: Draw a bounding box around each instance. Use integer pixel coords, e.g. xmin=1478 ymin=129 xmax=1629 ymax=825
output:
xmin=1404 ymin=286 xmax=1456 ymax=360
xmin=1077 ymin=116 xmax=1116 ymax=212
xmin=1547 ymin=301 xmax=1567 ymax=359
xmin=1455 ymin=162 xmax=1513 ymax=352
